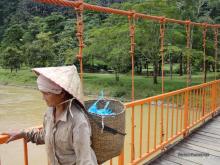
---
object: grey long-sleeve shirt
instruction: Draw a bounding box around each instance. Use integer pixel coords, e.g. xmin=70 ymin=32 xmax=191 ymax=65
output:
xmin=25 ymin=103 xmax=98 ymax=165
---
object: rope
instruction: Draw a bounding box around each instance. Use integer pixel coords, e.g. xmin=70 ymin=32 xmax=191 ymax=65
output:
xmin=159 ymin=17 xmax=166 ymax=148
xmin=214 ymin=28 xmax=218 ymax=80
xmin=159 ymin=17 xmax=166 ymax=93
xmin=185 ymin=20 xmax=191 ymax=87
xmin=75 ymin=1 xmax=84 ymax=83
xmin=202 ymin=24 xmax=208 ymax=83
xmin=128 ymin=12 xmax=136 ymax=101
xmin=128 ymin=12 xmax=136 ymax=163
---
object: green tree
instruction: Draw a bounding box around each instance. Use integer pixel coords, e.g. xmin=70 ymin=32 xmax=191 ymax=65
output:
xmin=25 ymin=32 xmax=55 ymax=67
xmin=2 ymin=47 xmax=22 ymax=72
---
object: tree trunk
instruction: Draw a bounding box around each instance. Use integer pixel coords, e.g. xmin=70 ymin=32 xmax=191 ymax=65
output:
xmin=169 ymin=53 xmax=173 ymax=80
xmin=204 ymin=61 xmax=207 ymax=83
xmin=179 ymin=52 xmax=183 ymax=76
xmin=153 ymin=61 xmax=158 ymax=84
xmin=146 ymin=62 xmax=149 ymax=77
xmin=158 ymin=60 xmax=162 ymax=76
xmin=115 ymin=70 xmax=119 ymax=81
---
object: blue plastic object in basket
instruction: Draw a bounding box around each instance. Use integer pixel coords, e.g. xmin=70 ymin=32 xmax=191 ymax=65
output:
xmin=88 ymin=91 xmax=115 ymax=115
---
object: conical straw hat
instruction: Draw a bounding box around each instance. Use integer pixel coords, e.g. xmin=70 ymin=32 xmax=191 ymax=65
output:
xmin=32 ymin=65 xmax=84 ymax=105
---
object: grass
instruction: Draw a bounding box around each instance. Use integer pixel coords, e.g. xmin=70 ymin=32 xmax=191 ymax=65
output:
xmin=0 ymin=68 xmax=218 ymax=101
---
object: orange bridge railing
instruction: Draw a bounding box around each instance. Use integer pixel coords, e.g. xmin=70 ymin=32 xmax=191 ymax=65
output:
xmin=0 ymin=80 xmax=220 ymax=164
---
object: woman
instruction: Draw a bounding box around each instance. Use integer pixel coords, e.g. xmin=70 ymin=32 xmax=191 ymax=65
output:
xmin=1 ymin=65 xmax=98 ymax=165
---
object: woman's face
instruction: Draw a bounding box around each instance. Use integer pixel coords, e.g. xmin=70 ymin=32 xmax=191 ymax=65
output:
xmin=41 ymin=91 xmax=65 ymax=107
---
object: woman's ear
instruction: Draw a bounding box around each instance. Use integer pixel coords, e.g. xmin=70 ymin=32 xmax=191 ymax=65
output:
xmin=60 ymin=90 xmax=66 ymax=99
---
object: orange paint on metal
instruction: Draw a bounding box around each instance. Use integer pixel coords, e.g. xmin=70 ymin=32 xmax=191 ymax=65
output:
xmin=139 ymin=104 xmax=143 ymax=158
xmin=154 ymin=101 xmax=158 ymax=149
xmin=180 ymin=93 xmax=184 ymax=131
xmin=183 ymin=90 xmax=189 ymax=137
xmin=23 ymin=139 xmax=28 ymax=165
xmin=166 ymin=98 xmax=169 ymax=142
xmin=171 ymin=97 xmax=174 ymax=137
xmin=160 ymin=99 xmax=164 ymax=144
xmin=118 ymin=149 xmax=124 ymax=165
xmin=147 ymin=104 xmax=151 ymax=153
xmin=176 ymin=95 xmax=179 ymax=135
xmin=0 ymin=135 xmax=9 ymax=144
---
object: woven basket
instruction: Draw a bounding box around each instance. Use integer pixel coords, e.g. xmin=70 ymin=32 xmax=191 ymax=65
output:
xmin=85 ymin=99 xmax=125 ymax=164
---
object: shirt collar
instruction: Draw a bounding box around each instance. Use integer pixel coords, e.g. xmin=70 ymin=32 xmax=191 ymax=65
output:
xmin=51 ymin=106 xmax=68 ymax=123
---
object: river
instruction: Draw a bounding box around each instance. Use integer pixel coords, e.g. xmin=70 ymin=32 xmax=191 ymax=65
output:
xmin=0 ymin=85 xmax=47 ymax=164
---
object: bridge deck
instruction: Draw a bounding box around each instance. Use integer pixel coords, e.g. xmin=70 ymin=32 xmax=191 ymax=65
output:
xmin=148 ymin=114 xmax=220 ymax=165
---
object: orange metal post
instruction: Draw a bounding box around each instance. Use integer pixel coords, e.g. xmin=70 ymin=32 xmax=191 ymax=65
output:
xmin=118 ymin=150 xmax=124 ymax=165
xmin=23 ymin=139 xmax=28 ymax=165
xmin=183 ymin=90 xmax=189 ymax=137
xmin=176 ymin=95 xmax=179 ymax=135
xmin=139 ymin=104 xmax=143 ymax=158
xmin=191 ymin=90 xmax=196 ymax=124
xmin=166 ymin=98 xmax=169 ymax=141
xmin=180 ymin=93 xmax=184 ymax=132
xmin=160 ymin=99 xmax=164 ymax=145
xmin=154 ymin=101 xmax=158 ymax=149
xmin=171 ymin=97 xmax=174 ymax=137
xmin=147 ymin=103 xmax=151 ymax=153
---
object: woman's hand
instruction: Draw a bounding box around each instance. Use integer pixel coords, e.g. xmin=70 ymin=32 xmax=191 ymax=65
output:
xmin=0 ymin=130 xmax=27 ymax=143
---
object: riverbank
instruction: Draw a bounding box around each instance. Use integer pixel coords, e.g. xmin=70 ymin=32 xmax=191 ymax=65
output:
xmin=0 ymin=68 xmax=218 ymax=101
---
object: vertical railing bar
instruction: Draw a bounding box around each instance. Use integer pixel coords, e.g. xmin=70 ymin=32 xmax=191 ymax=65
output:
xmin=171 ymin=96 xmax=174 ymax=138
xmin=199 ymin=88 xmax=202 ymax=120
xmin=202 ymin=87 xmax=205 ymax=118
xmin=23 ymin=139 xmax=28 ymax=165
xmin=184 ymin=89 xmax=189 ymax=137
xmin=160 ymin=98 xmax=164 ymax=145
xmin=139 ymin=104 xmax=143 ymax=158
xmin=154 ymin=101 xmax=158 ymax=149
xmin=166 ymin=98 xmax=169 ymax=142
xmin=176 ymin=94 xmax=179 ymax=135
xmin=147 ymin=103 xmax=151 ymax=153
xmin=188 ymin=90 xmax=191 ymax=127
xmin=180 ymin=93 xmax=184 ymax=132
xmin=131 ymin=105 xmax=135 ymax=163
xmin=195 ymin=89 xmax=199 ymax=122
xmin=191 ymin=90 xmax=195 ymax=125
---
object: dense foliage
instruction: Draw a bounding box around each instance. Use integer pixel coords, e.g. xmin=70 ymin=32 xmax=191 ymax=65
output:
xmin=0 ymin=0 xmax=219 ymax=83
